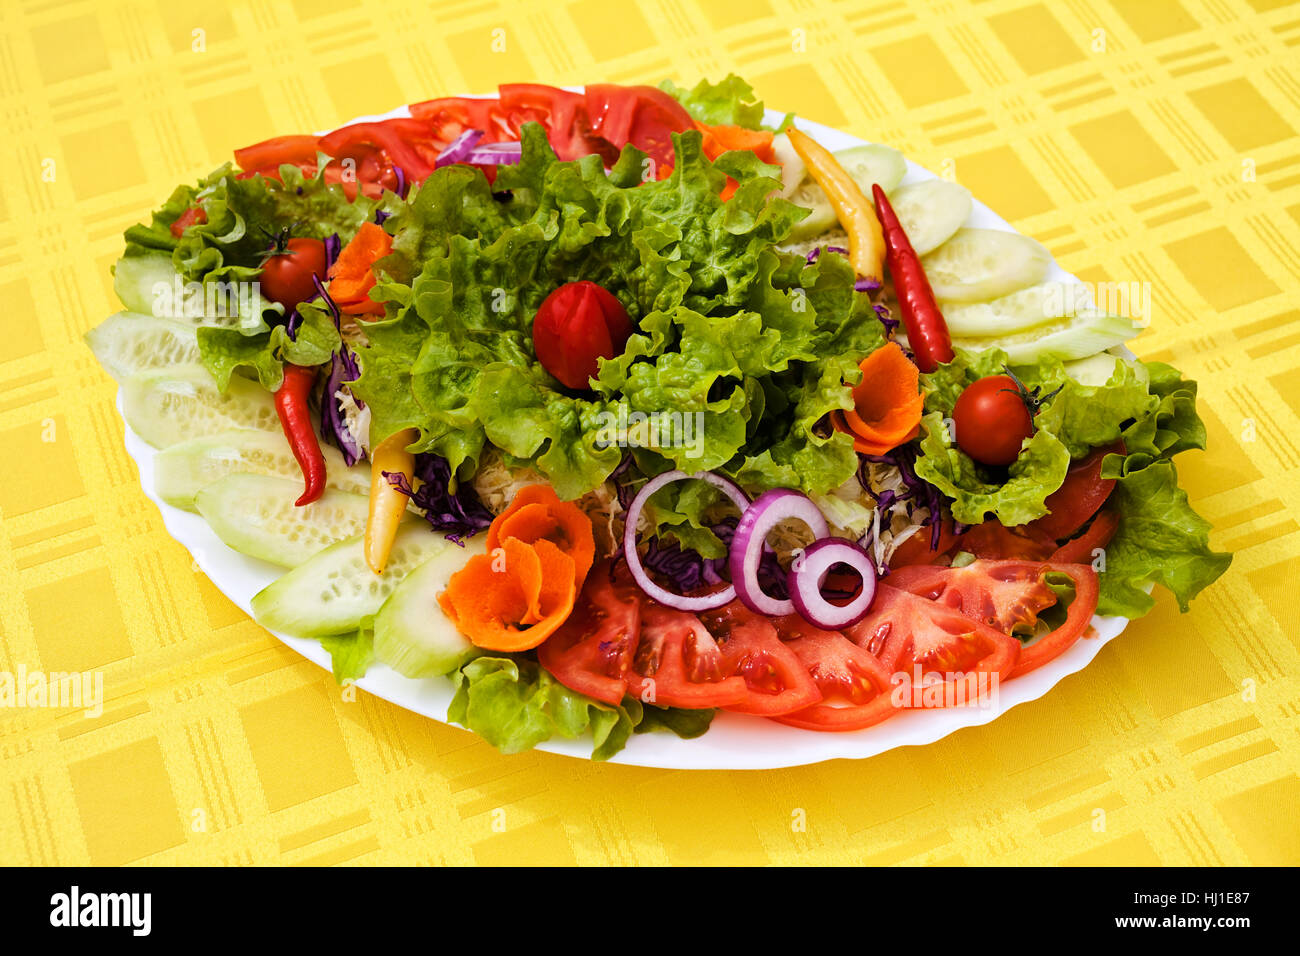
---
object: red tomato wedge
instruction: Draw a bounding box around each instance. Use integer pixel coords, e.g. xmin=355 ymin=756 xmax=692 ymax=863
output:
xmin=769 ymin=615 xmax=900 ymax=732
xmin=584 ymin=84 xmax=695 ymax=173
xmin=233 ymin=135 xmax=322 ymax=173
xmin=536 ymin=568 xmax=640 ymax=706
xmin=885 ymin=559 xmax=1059 ymax=635
xmin=1050 ymin=509 xmax=1119 ymax=566
xmin=958 ymin=521 xmax=1056 ymax=562
xmin=888 ymin=518 xmax=961 ymax=569
xmin=1029 ymin=441 xmax=1123 ymax=541
xmin=844 ymin=585 xmax=1020 ymax=709
xmin=1010 ymin=564 xmax=1099 ymax=677
xmin=698 ymin=602 xmax=823 ymax=716
xmin=883 ymin=560 xmax=1100 ymax=680
xmin=624 ymin=602 xmax=750 ymax=709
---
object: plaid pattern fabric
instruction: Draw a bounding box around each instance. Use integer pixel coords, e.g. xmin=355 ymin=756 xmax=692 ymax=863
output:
xmin=0 ymin=0 xmax=1296 ymax=865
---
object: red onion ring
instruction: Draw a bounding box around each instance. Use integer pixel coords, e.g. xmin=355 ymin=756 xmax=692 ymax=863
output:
xmin=435 ymin=129 xmax=485 ymax=168
xmin=623 ymin=470 xmax=751 ymax=612
xmin=729 ymin=489 xmax=830 ymax=616
xmin=788 ymin=538 xmax=877 ymax=629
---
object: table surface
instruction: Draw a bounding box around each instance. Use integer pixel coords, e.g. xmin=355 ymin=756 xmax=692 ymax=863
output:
xmin=0 ymin=0 xmax=1297 ymax=867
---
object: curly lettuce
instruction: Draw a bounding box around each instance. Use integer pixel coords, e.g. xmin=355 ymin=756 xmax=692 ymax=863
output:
xmin=352 ymin=122 xmax=879 ymax=506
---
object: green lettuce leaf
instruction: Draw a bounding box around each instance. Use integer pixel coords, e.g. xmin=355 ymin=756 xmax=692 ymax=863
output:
xmin=320 ymin=625 xmax=375 ymax=685
xmin=1096 ymin=454 xmax=1232 ymax=617
xmin=196 ymin=302 xmax=341 ymax=392
xmin=447 ymin=655 xmax=717 ymax=759
xmin=356 ymin=121 xmax=868 ymax=502
xmin=914 ymin=410 xmax=1070 ymax=526
xmin=659 ymin=74 xmax=772 ymax=130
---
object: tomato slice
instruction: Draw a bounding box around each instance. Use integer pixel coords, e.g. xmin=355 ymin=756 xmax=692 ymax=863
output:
xmin=318 ymin=119 xmax=437 ymax=181
xmin=584 ymin=84 xmax=695 ymax=171
xmin=1009 ymin=563 xmax=1098 ymax=678
xmin=536 ymin=567 xmax=640 ymax=706
xmin=883 ymin=561 xmax=1100 ymax=680
xmin=1050 ymin=508 xmax=1119 ymax=565
xmin=844 ymin=585 xmax=1020 ymax=708
xmin=957 ymin=520 xmax=1056 ymax=561
xmin=233 ymin=135 xmax=322 ymax=173
xmin=625 ymin=602 xmax=750 ymax=709
xmin=885 ymin=559 xmax=1058 ymax=635
xmin=409 ymin=95 xmax=513 ymax=146
xmin=769 ymin=615 xmax=900 ymax=732
xmin=888 ymin=518 xmax=960 ymax=569
xmin=698 ymin=602 xmax=823 ymax=716
xmin=1029 ymin=441 xmax=1123 ymax=541
xmin=169 ymin=205 xmax=207 ymax=238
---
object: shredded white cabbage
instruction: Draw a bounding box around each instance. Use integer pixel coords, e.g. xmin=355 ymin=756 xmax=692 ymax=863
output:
xmin=336 ymin=390 xmax=371 ymax=458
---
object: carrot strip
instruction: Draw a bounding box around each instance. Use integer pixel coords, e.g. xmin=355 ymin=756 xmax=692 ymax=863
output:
xmin=834 ymin=342 xmax=925 ymax=454
xmin=328 ymin=221 xmax=393 ymax=316
xmin=486 ymin=484 xmax=595 ymax=587
xmin=437 ymin=537 xmax=577 ymax=651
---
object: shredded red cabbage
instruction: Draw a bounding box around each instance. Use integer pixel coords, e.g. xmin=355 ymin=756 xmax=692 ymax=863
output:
xmin=323 ymin=233 xmax=341 ymax=268
xmin=873 ymin=302 xmax=899 ymax=335
xmin=321 ymin=344 xmax=363 ymax=465
xmin=855 ymin=277 xmax=883 ymax=293
xmin=805 ymin=244 xmax=849 ymax=264
xmin=384 ymin=453 xmax=494 ymax=545
xmin=641 ymin=519 xmax=789 ymax=599
xmin=858 ymin=446 xmax=950 ymax=553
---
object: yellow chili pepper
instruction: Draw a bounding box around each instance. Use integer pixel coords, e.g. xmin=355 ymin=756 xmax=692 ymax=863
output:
xmin=785 ymin=128 xmax=886 ymax=284
xmin=364 ymin=427 xmax=417 ymax=574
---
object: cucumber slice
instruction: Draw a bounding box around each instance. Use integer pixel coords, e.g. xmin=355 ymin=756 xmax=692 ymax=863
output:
xmin=122 ymin=363 xmax=279 ymax=449
xmin=373 ymin=534 xmax=487 ymax=678
xmin=1063 ymin=351 xmax=1151 ymax=387
xmin=889 ymin=179 xmax=972 ymax=256
xmin=941 ymin=283 xmax=1074 ymax=337
xmin=923 ymin=229 xmax=1052 ymax=304
xmin=196 ymin=474 xmax=372 ymax=568
xmin=113 ymin=254 xmax=177 ymax=316
xmin=833 ymin=144 xmax=907 ymax=194
xmin=952 ymin=311 xmax=1139 ymax=364
xmin=155 ymin=429 xmax=372 ymax=512
xmin=86 ymin=312 xmax=201 ymax=382
xmin=785 ymin=179 xmax=839 ymax=241
xmin=251 ymin=522 xmax=453 ymax=638
xmin=770 ymin=133 xmax=806 ymax=198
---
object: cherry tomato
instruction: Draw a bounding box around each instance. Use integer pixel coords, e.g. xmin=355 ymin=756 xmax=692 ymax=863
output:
xmin=260 ymin=237 xmax=328 ymax=310
xmin=532 ymin=281 xmax=634 ymax=390
xmin=952 ymin=374 xmax=1034 ymax=466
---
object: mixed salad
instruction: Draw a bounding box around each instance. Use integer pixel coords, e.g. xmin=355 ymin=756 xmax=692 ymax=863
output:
xmin=87 ymin=76 xmax=1231 ymax=759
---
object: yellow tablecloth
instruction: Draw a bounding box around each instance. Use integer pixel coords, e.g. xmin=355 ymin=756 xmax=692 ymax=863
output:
xmin=1 ymin=0 xmax=1297 ymax=867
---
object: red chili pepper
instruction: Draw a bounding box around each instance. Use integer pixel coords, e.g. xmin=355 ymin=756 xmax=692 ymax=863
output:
xmin=872 ymin=184 xmax=954 ymax=373
xmin=275 ymin=364 xmax=326 ymax=506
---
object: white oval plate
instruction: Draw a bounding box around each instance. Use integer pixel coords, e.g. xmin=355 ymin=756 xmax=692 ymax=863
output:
xmin=114 ymin=104 xmax=1131 ymax=769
